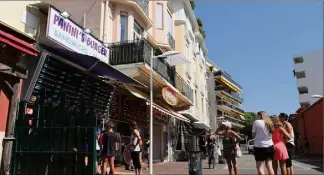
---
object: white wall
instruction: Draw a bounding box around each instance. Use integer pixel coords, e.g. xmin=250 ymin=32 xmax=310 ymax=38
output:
xmin=294 ymin=50 xmax=323 ymax=105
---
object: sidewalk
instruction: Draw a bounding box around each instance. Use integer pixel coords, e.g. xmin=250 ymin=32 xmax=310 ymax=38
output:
xmin=115 ymin=160 xmax=227 ymax=174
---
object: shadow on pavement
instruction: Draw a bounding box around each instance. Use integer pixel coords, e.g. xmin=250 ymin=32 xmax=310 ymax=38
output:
xmin=294 ymin=155 xmax=323 ymax=172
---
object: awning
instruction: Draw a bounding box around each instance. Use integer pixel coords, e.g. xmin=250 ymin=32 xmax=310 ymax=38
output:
xmin=0 ymin=29 xmax=38 ymax=56
xmin=192 ymin=121 xmax=210 ymax=131
xmin=179 ymin=110 xmax=199 ymax=122
xmin=162 ymin=53 xmax=190 ymax=66
xmin=39 ymin=44 xmax=145 ymax=88
xmin=124 ymin=85 xmax=190 ymax=122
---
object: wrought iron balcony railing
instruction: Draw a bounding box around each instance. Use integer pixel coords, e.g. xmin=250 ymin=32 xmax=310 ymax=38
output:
xmin=135 ymin=0 xmax=149 ymax=16
xmin=214 ymin=71 xmax=242 ymax=90
xmin=109 ymin=39 xmax=193 ymax=102
xmin=215 ymin=86 xmax=243 ymax=103
xmin=216 ymin=100 xmax=244 ymax=114
xmin=167 ymin=33 xmax=175 ymax=50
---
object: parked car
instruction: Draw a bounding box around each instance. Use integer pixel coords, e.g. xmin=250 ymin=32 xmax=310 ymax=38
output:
xmin=248 ymin=139 xmax=254 ymax=154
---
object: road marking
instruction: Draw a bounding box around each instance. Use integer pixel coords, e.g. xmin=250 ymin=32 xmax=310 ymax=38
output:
xmin=292 ymin=162 xmax=311 ymax=170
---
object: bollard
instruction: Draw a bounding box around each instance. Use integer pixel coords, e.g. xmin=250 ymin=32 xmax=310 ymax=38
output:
xmin=188 ymin=151 xmax=202 ymax=175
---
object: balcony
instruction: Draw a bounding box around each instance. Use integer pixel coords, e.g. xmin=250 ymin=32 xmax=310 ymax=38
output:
xmin=109 ymin=39 xmax=193 ymax=102
xmin=135 ymin=0 xmax=149 ymax=16
xmin=214 ymin=71 xmax=242 ymax=91
xmin=167 ymin=33 xmax=175 ymax=50
xmin=216 ymin=100 xmax=244 ymax=115
xmin=215 ymin=86 xmax=243 ymax=103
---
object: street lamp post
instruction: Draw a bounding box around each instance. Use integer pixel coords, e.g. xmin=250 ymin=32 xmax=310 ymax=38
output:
xmin=149 ymin=50 xmax=181 ymax=175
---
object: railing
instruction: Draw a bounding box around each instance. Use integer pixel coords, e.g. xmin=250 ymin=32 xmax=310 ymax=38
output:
xmin=215 ymin=86 xmax=243 ymax=103
xmin=167 ymin=1 xmax=174 ymax=13
xmin=214 ymin=71 xmax=242 ymax=90
xmin=109 ymin=39 xmax=193 ymax=102
xmin=167 ymin=33 xmax=175 ymax=50
xmin=134 ymin=0 xmax=149 ymax=16
xmin=216 ymin=100 xmax=244 ymax=114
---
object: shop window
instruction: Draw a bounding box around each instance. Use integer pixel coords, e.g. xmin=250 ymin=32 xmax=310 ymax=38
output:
xmin=176 ymin=133 xmax=182 ymax=150
xmin=116 ymin=122 xmax=130 ymax=137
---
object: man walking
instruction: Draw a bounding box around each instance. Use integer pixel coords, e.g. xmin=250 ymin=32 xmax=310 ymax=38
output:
xmin=279 ymin=113 xmax=295 ymax=175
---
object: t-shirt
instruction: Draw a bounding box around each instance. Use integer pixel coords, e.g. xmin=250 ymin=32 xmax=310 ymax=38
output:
xmin=130 ymin=129 xmax=141 ymax=152
xmin=252 ymin=120 xmax=273 ymax=148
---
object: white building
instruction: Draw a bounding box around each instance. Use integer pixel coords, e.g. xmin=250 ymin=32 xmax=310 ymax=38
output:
xmin=293 ymin=50 xmax=323 ymax=106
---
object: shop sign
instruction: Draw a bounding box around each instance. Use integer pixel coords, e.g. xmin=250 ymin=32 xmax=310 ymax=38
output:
xmin=162 ymin=87 xmax=178 ymax=106
xmin=46 ymin=7 xmax=109 ymax=63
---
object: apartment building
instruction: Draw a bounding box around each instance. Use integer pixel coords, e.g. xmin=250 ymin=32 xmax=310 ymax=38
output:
xmin=206 ymin=59 xmax=245 ymax=131
xmin=173 ymin=1 xmax=209 ymax=127
xmin=293 ymin=50 xmax=323 ymax=107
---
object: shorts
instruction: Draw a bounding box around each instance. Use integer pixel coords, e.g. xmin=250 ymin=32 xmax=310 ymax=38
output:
xmin=102 ymin=156 xmax=115 ymax=162
xmin=131 ymin=151 xmax=141 ymax=169
xmin=286 ymin=143 xmax=295 ymax=167
xmin=254 ymin=146 xmax=274 ymax=161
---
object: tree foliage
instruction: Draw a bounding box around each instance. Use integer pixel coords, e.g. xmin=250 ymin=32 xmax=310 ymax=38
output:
xmin=190 ymin=1 xmax=196 ymax=10
xmin=239 ymin=112 xmax=257 ymax=140
xmin=196 ymin=18 xmax=206 ymax=39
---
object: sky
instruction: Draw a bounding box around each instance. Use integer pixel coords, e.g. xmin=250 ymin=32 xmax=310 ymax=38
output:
xmin=194 ymin=2 xmax=323 ymax=115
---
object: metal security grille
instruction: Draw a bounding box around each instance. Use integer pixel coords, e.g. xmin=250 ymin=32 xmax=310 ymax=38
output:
xmin=12 ymin=54 xmax=115 ymax=175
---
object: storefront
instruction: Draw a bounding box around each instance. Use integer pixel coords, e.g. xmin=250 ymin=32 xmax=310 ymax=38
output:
xmin=10 ymin=6 xmax=144 ymax=175
xmin=0 ymin=21 xmax=38 ymax=173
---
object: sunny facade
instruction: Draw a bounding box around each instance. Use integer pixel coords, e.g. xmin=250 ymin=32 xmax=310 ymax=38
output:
xmin=206 ymin=59 xmax=245 ymax=131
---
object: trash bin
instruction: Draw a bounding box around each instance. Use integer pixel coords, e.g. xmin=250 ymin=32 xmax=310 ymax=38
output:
xmin=188 ymin=151 xmax=203 ymax=175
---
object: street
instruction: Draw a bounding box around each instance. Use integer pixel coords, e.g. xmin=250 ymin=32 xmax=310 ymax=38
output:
xmin=116 ymin=153 xmax=323 ymax=174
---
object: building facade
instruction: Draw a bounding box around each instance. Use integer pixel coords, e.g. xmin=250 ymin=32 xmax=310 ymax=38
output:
xmin=173 ymin=1 xmax=210 ymax=128
xmin=0 ymin=0 xmax=210 ymax=165
xmin=293 ymin=50 xmax=323 ymax=107
xmin=206 ymin=59 xmax=244 ymax=131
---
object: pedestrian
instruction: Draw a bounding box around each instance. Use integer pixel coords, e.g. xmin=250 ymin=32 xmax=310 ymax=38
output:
xmin=279 ymin=113 xmax=295 ymax=175
xmin=215 ymin=121 xmax=241 ymax=175
xmin=207 ymin=132 xmax=217 ymax=169
xmin=96 ymin=119 xmax=103 ymax=175
xmin=304 ymin=137 xmax=310 ymax=156
xmin=145 ymin=140 xmax=150 ymax=167
xmin=99 ymin=121 xmax=120 ymax=175
xmin=129 ymin=121 xmax=142 ymax=175
xmin=271 ymin=115 xmax=291 ymax=175
xmin=252 ymin=111 xmax=275 ymax=175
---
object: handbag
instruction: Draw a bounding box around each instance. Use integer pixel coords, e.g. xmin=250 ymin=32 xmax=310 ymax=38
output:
xmin=216 ymin=146 xmax=222 ymax=156
xmin=236 ymin=144 xmax=242 ymax=158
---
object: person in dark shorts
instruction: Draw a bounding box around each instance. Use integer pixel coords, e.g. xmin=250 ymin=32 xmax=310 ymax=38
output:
xmin=99 ymin=121 xmax=120 ymax=175
xmin=129 ymin=121 xmax=142 ymax=175
xmin=252 ymin=111 xmax=275 ymax=175
xmin=279 ymin=113 xmax=295 ymax=175
xmin=215 ymin=121 xmax=241 ymax=175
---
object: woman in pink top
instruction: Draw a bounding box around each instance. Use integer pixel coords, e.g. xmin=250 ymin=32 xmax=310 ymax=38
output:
xmin=271 ymin=116 xmax=291 ymax=175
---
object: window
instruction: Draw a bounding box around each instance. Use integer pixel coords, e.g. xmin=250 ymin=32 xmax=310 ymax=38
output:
xmin=185 ymin=43 xmax=190 ymax=73
xmin=120 ymin=12 xmax=128 ymax=41
xmin=300 ymin=102 xmax=310 ymax=107
xmin=298 ymin=86 xmax=308 ymax=94
xmin=167 ymin=11 xmax=173 ymax=35
xmin=156 ymin=3 xmax=163 ymax=29
xmin=294 ymin=57 xmax=304 ymax=64
xmin=201 ymin=97 xmax=204 ymax=114
xmin=133 ymin=21 xmax=143 ymax=40
xmin=194 ymin=90 xmax=198 ymax=106
xmin=296 ymin=71 xmax=306 ymax=79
